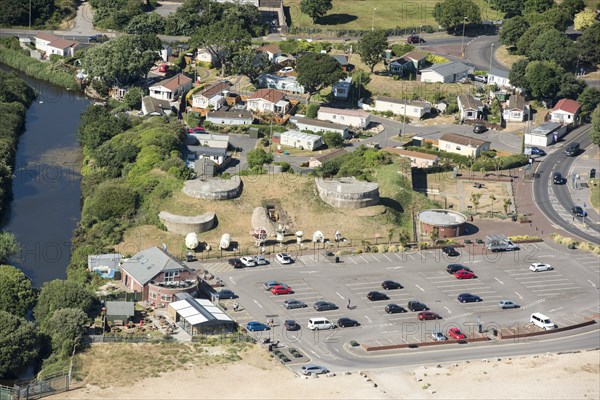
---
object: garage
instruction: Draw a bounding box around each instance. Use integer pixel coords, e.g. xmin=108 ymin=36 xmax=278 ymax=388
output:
xmin=524 ymin=122 xmax=567 ymax=147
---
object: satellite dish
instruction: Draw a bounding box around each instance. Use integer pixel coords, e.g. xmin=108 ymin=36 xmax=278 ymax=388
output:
xmin=185 ymin=233 xmax=199 ymax=250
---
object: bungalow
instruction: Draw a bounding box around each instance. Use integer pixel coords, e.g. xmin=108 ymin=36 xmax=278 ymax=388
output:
xmin=525 ymin=121 xmax=567 ymax=147
xmin=205 ymin=110 xmax=253 ymax=125
xmin=149 ymin=73 xmax=193 ymax=101
xmin=280 ymin=130 xmax=323 ymax=151
xmin=383 ymin=147 xmax=439 ymax=168
xmin=88 ymin=253 xmax=123 ymax=279
xmin=105 ymin=301 xmax=135 ymax=326
xmin=372 ymin=97 xmax=431 ymax=119
xmin=317 ymin=107 xmax=371 ymax=129
xmin=332 ymin=77 xmax=352 ymax=100
xmin=438 ymin=133 xmax=490 ymax=157
xmin=141 ymin=96 xmax=173 ymax=116
xmin=257 ymin=74 xmax=305 ymax=94
xmin=457 ymin=94 xmax=484 ymax=121
xmin=187 ymin=133 xmax=229 ymax=149
xmin=487 ymin=68 xmax=512 ymax=88
xmin=420 ymin=61 xmax=471 ymax=83
xmin=196 ymin=48 xmax=217 ymax=66
xmin=192 ymin=81 xmax=230 ymax=110
xmin=502 ymin=94 xmax=529 ymax=122
xmin=331 ymin=55 xmax=350 ymax=72
xmin=550 ymin=98 xmax=581 ymax=128
xmin=34 ymin=32 xmax=81 ymax=57
xmin=120 ymin=246 xmax=198 ymax=306
xmin=292 ymin=116 xmax=350 ymax=139
xmin=308 ymin=148 xmax=349 ymax=168
xmin=389 ymin=50 xmax=427 ymax=75
xmin=247 ymin=88 xmax=290 ymax=114
xmin=256 ymin=44 xmax=282 ymax=62
xmin=187 ymin=145 xmax=229 ymax=167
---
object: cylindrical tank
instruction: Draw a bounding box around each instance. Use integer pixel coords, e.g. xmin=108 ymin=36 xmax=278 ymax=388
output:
xmin=296 ymin=231 xmax=304 ymax=244
xmin=220 ymin=233 xmax=231 ymax=250
xmin=185 ymin=233 xmax=199 ymax=250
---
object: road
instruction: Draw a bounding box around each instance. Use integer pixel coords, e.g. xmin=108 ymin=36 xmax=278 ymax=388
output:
xmin=532 ymin=125 xmax=600 ymax=244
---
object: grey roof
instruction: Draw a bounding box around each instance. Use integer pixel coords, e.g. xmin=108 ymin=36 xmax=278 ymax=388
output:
xmin=106 ymin=301 xmax=135 ymax=317
xmin=206 ymin=110 xmax=253 ymax=120
xmin=142 ymin=96 xmax=171 ymax=115
xmin=423 ymin=61 xmax=470 ymax=77
xmin=529 ymin=122 xmax=562 ymax=136
xmin=508 ymin=94 xmax=526 ymax=110
xmin=120 ymin=246 xmax=190 ymax=285
xmin=376 ymin=96 xmax=430 ymax=108
xmin=188 ymin=145 xmax=228 ymax=157
xmin=489 ymin=68 xmax=509 ymax=79
xmin=88 ymin=254 xmax=123 ymax=270
xmin=458 ymin=94 xmax=484 ymax=110
xmin=293 ymin=116 xmax=348 ymax=131
xmin=331 ymin=55 xmax=348 ymax=66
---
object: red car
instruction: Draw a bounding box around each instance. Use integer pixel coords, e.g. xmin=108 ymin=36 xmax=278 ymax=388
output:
xmin=455 ymin=270 xmax=476 ymax=279
xmin=448 ymin=327 xmax=466 ymax=339
xmin=417 ymin=311 xmax=441 ymax=320
xmin=159 ymin=64 xmax=168 ymax=73
xmin=271 ymin=285 xmax=292 ymax=295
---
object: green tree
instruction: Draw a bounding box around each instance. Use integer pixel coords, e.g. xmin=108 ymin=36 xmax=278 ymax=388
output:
xmin=295 ymin=53 xmax=344 ymax=101
xmin=231 ymin=48 xmax=270 ymax=85
xmin=0 ymin=265 xmax=35 ymax=318
xmin=591 ymin=106 xmax=600 ymax=146
xmin=122 ymin=87 xmax=143 ymax=110
xmin=322 ymin=132 xmax=344 ymax=148
xmin=305 ymin=103 xmax=320 ymax=118
xmin=557 ymin=73 xmax=586 ymax=100
xmin=509 ymin=58 xmax=529 ymax=89
xmin=523 ymin=0 xmax=554 ymax=14
xmin=489 ymin=194 xmax=497 ymax=213
xmin=246 ymin=148 xmax=274 ymax=169
xmin=34 ymin=280 xmax=95 ymax=328
xmin=0 ymin=232 xmax=19 ymax=265
xmin=0 ymin=311 xmax=39 ymax=378
xmin=528 ymin=29 xmax=578 ymax=69
xmin=574 ymin=10 xmax=598 ymax=31
xmin=499 ymin=17 xmax=529 ymax=48
xmin=470 ymin=193 xmax=482 ymax=213
xmin=559 ymin=0 xmax=584 ymax=19
xmin=356 ymin=30 xmax=388 ymax=73
xmin=524 ymin=60 xmax=564 ymax=99
xmin=0 ymin=0 xmax=55 ymax=26
xmin=42 ymin=308 xmax=89 ymax=358
xmin=433 ymin=0 xmax=481 ymax=33
xmin=503 ymin=198 xmax=512 ymax=215
xmin=578 ymin=22 xmax=600 ymax=64
xmin=318 ymin=158 xmax=342 ymax=177
xmin=82 ymin=181 xmax=137 ymax=225
xmin=300 ymin=0 xmax=333 ymax=23
xmin=77 ymin=105 xmax=132 ymax=150
xmin=577 ymin=87 xmax=600 ymax=121
xmin=517 ymin=23 xmax=554 ymax=55
xmin=124 ymin=12 xmax=166 ymax=34
xmin=525 ymin=7 xmax=570 ymax=31
xmin=489 ymin=0 xmax=523 ymax=17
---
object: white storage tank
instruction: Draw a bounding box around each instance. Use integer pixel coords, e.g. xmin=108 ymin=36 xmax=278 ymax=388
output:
xmin=220 ymin=233 xmax=231 ymax=250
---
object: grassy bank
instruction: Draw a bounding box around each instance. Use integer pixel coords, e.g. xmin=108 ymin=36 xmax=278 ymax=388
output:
xmin=590 ymin=179 xmax=599 ymax=212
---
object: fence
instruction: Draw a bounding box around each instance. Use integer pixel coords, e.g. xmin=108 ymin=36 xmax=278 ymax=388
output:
xmin=97 ymin=292 xmax=142 ymax=303
xmin=82 ymin=334 xmax=173 ymax=344
xmin=1 ymin=372 xmax=71 ymax=400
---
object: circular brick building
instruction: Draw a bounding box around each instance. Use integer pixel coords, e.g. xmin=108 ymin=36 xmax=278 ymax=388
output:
xmin=417 ymin=209 xmax=467 ymax=238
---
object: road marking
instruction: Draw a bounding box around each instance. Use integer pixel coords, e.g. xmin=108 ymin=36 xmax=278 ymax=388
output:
xmin=348 ymin=257 xmax=357 ymax=264
xmin=336 ymin=292 xmax=345 ymax=300
xmin=444 ymin=306 xmax=452 ymax=314
xmin=380 ymin=330 xmax=399 ymax=334
xmin=415 ymin=284 xmax=425 ymax=292
xmin=371 ymin=255 xmax=380 ymax=262
xmin=382 ymin=254 xmax=392 ymax=262
xmin=253 ymin=299 xmax=263 ymax=309
xmin=588 ymin=279 xmax=597 ymax=287
xmin=386 ymin=266 xmax=403 ymax=270
xmin=300 ymin=271 xmax=318 ymax=274
xmin=309 ymin=350 xmax=321 ymax=359
xmin=514 ymin=291 xmax=523 ymax=299
xmin=229 ymin=276 xmax=236 ymax=284
xmin=549 ymin=307 xmax=564 ymax=313
xmin=333 ymin=347 xmax=340 ymax=353
xmin=364 ymin=315 xmax=372 ymax=323
xmin=360 ymin=256 xmax=370 ymax=264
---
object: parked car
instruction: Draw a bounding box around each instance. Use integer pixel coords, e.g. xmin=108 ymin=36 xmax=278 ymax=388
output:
xmin=314 ymin=301 xmax=338 ymax=311
xmin=337 ymin=317 xmax=359 ymax=328
xmin=367 ymin=291 xmax=389 ymax=301
xmin=228 ymin=258 xmax=243 ymax=268
xmin=455 ymin=270 xmax=476 ymax=279
xmin=253 ymin=255 xmax=268 ymax=265
xmin=283 ymin=299 xmax=307 ymax=309
xmin=301 ymin=364 xmax=329 ymax=375
xmin=442 ymin=246 xmax=459 ymax=257
xmin=432 ymin=330 xmax=447 ymax=341
xmin=279 ymin=66 xmax=294 ymax=73
xmin=564 ymin=142 xmax=580 ymax=156
xmin=239 ymin=256 xmax=257 ymax=267
xmin=381 ymin=280 xmax=403 ymax=290
xmin=215 ymin=289 xmax=236 ymax=299
xmin=448 ymin=327 xmax=466 ymax=339
xmin=275 ymin=253 xmax=292 ymax=264
xmin=417 ymin=311 xmax=441 ymax=320
xmin=446 ymin=264 xmax=472 ymax=274
xmin=473 ymin=124 xmax=487 ymax=134
xmin=571 ymin=206 xmax=588 ymax=217
xmin=473 ymin=75 xmax=488 ymax=83
xmin=89 ymin=34 xmax=108 ymax=43
xmin=385 ymin=304 xmax=407 ymax=314
xmin=529 ymin=262 xmax=553 ymax=272
xmin=457 ymin=293 xmax=482 ymax=303
xmin=264 ymin=281 xmax=284 ymax=290
xmin=407 ymin=35 xmax=424 ymax=43
xmin=271 ymin=285 xmax=292 ymax=295
xmin=158 ymin=64 xmax=168 ymax=73
xmin=245 ymin=321 xmax=270 ymax=331
xmin=284 ymin=320 xmax=300 ymax=331
xmin=553 ymin=171 xmax=564 ymax=184
xmin=527 ymin=147 xmax=546 ymax=156
xmin=408 ymin=300 xmax=428 ymax=312
xmin=498 ymin=300 xmax=520 ymax=309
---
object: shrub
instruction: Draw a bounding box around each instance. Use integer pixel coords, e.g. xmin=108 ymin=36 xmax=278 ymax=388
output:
xmin=388 ymin=244 xmax=398 ymax=252
xmin=377 ymin=244 xmax=386 ymax=253
xmin=349 ymin=340 xmax=359 ymax=347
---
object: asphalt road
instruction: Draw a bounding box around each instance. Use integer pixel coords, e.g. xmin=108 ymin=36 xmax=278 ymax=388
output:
xmin=532 ymin=125 xmax=600 ymax=244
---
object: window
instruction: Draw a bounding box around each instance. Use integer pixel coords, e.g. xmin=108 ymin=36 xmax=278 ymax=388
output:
xmin=456 ymin=146 xmax=461 ymax=151
xmin=161 ymin=294 xmax=172 ymax=302
xmin=164 ymin=270 xmax=180 ymax=282
xmin=150 ymin=291 xmax=157 ymax=299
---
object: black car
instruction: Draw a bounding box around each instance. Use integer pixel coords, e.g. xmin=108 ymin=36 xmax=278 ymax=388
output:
xmin=381 ymin=280 xmax=403 ymax=290
xmin=442 ymin=246 xmax=460 ymax=257
xmin=571 ymin=206 xmax=588 ymax=217
xmin=314 ymin=301 xmax=338 ymax=311
xmin=446 ymin=264 xmax=473 ymax=274
xmin=337 ymin=317 xmax=359 ymax=328
xmin=284 ymin=320 xmax=300 ymax=331
xmin=457 ymin=293 xmax=482 ymax=303
xmin=553 ymin=172 xmax=564 ymax=184
xmin=228 ymin=258 xmax=243 ymax=268
xmin=367 ymin=291 xmax=389 ymax=301
xmin=408 ymin=300 xmax=428 ymax=312
xmin=385 ymin=304 xmax=407 ymax=314
xmin=216 ymin=289 xmax=235 ymax=299
xmin=473 ymin=124 xmax=487 ymax=134
xmin=564 ymin=142 xmax=580 ymax=157
xmin=528 ymin=147 xmax=546 ymax=156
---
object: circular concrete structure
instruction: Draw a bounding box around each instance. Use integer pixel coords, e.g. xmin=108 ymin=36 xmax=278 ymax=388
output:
xmin=183 ymin=177 xmax=242 ymax=200
xmin=316 ymin=177 xmax=379 ymax=209
xmin=158 ymin=211 xmax=216 ymax=235
xmin=417 ymin=209 xmax=468 ymax=238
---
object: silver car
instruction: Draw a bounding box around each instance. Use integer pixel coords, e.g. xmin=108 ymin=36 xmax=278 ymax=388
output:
xmin=253 ymin=255 xmax=268 ymax=265
xmin=301 ymin=364 xmax=329 ymax=375
xmin=499 ymin=300 xmax=520 ymax=309
xmin=431 ymin=330 xmax=447 ymax=341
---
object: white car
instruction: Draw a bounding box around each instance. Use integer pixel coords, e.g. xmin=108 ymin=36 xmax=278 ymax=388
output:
xmin=431 ymin=331 xmax=447 ymax=341
xmin=275 ymin=253 xmax=292 ymax=264
xmin=253 ymin=255 xmax=268 ymax=265
xmin=279 ymin=66 xmax=294 ymax=74
xmin=529 ymin=262 xmax=553 ymax=272
xmin=240 ymin=256 xmax=257 ymax=267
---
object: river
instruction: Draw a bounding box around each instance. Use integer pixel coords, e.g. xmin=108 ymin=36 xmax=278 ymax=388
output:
xmin=1 ymin=65 xmax=88 ymax=287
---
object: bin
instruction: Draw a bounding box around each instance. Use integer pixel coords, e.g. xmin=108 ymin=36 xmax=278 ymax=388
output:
xmin=512 ymin=215 xmax=517 ymax=222
xmin=335 ymin=256 xmax=340 ymax=263
xmin=268 ymin=344 xmax=274 ymax=352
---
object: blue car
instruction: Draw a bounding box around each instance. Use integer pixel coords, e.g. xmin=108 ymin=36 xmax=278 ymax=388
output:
xmin=529 ymin=147 xmax=546 ymax=156
xmin=245 ymin=321 xmax=270 ymax=332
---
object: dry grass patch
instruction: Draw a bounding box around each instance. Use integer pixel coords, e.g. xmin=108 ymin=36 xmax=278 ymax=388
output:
xmin=494 ymin=45 xmax=526 ymax=69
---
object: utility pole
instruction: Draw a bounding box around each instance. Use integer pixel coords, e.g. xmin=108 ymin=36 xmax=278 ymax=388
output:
xmin=488 ymin=43 xmax=494 ymax=74
xmin=29 ymin=0 xmax=32 ymax=29
xmin=372 ymin=8 xmax=376 ymax=31
xmin=461 ymin=17 xmax=468 ymax=57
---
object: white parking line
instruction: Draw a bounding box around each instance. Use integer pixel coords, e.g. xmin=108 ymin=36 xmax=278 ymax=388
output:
xmin=310 ymin=350 xmax=321 ymax=359
xmin=395 ymin=253 xmax=403 ymax=260
xmin=346 ymin=281 xmax=382 ymax=286
xmin=587 ymin=280 xmax=597 ymax=287
xmin=515 ymin=291 xmax=523 ymax=299
xmin=348 ymin=257 xmax=357 ymax=264
xmin=381 ymin=254 xmax=393 ymax=262
xmin=336 ymin=292 xmax=345 ymax=300
xmin=253 ymin=299 xmax=263 ymax=309
xmin=380 ymin=330 xmax=399 ymax=334
xmin=360 ymin=256 xmax=370 ymax=263
xmin=229 ymin=276 xmax=236 ymax=284
xmin=527 ymin=282 xmax=575 ymax=288
xmin=444 ymin=306 xmax=452 ymax=314
xmin=533 ymin=286 xmax=580 ymax=292
xmin=364 ymin=315 xmax=372 ymax=323
xmin=494 ymin=277 xmax=504 ymax=284
xmin=371 ymin=255 xmax=380 ymax=262
xmin=415 ymin=284 xmax=425 ymax=292
xmin=549 ymin=307 xmax=564 ymax=313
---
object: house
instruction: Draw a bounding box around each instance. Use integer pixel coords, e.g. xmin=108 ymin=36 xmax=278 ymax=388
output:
xmin=88 ymin=253 xmax=123 ymax=279
xmin=149 ymin=73 xmax=193 ymax=101
xmin=331 ymin=55 xmax=350 ymax=72
xmin=187 ymin=145 xmax=229 ymax=167
xmin=438 ymin=133 xmax=491 ymax=157
xmin=191 ymin=81 xmax=230 ymax=110
xmin=457 ymin=94 xmax=484 ymax=121
xmin=120 ymin=246 xmax=198 ymax=306
xmin=292 ymin=116 xmax=350 ymax=139
xmin=206 ymin=110 xmax=253 ymax=125
xmin=186 ymin=133 xmax=229 ymax=149
xmin=502 ymin=94 xmax=529 ymax=122
xmin=317 ymin=107 xmax=371 ymax=129
xmin=34 ymin=32 xmax=81 ymax=57
xmin=487 ymin=68 xmax=512 ymax=88
xmin=383 ymin=147 xmax=439 ymax=168
xmin=389 ymin=50 xmax=427 ymax=75
xmin=167 ymin=293 xmax=236 ymax=336
xmin=420 ymin=61 xmax=471 ymax=83
xmin=371 ymin=97 xmax=431 ymax=119
xmin=247 ymin=88 xmax=289 ymax=114
xmin=196 ymin=48 xmax=217 ymax=66
xmin=308 ymin=148 xmax=349 ymax=168
xmin=257 ymin=74 xmax=305 ymax=94
xmin=332 ymin=77 xmax=352 ymax=100
xmin=256 ymin=44 xmax=282 ymax=62
xmin=525 ymin=122 xmax=567 ymax=147
xmin=280 ymin=130 xmax=323 ymax=151
xmin=105 ymin=301 xmax=135 ymax=326
xmin=550 ymin=98 xmax=581 ymax=128
xmin=141 ymin=96 xmax=173 ymax=116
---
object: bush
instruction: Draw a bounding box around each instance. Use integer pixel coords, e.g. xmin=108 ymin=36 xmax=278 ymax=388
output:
xmin=349 ymin=340 xmax=359 ymax=347
xmin=305 ymin=103 xmax=320 ymax=118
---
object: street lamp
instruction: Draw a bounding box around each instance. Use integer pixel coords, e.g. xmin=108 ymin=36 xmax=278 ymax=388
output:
xmin=461 ymin=17 xmax=468 ymax=57
xmin=372 ymin=8 xmax=376 ymax=31
xmin=29 ymin=0 xmax=32 ymax=29
xmin=488 ymin=43 xmax=494 ymax=74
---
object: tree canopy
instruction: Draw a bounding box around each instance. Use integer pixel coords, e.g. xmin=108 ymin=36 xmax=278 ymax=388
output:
xmin=0 ymin=232 xmax=19 ymax=265
xmin=433 ymin=0 xmax=481 ymax=33
xmin=499 ymin=16 xmax=529 ymax=47
xmin=574 ymin=10 xmax=598 ymax=31
xmin=577 ymin=87 xmax=600 ymax=120
xmin=0 ymin=0 xmax=56 ymax=27
xmin=0 ymin=265 xmax=35 ymax=318
xmin=295 ymin=53 xmax=344 ymax=100
xmin=0 ymin=310 xmax=39 ymax=378
xmin=124 ymin=12 xmax=166 ymax=35
xmin=523 ymin=0 xmax=554 ymax=15
xmin=231 ymin=49 xmax=271 ymax=85
xmin=34 ymin=280 xmax=95 ymax=328
xmin=524 ymin=60 xmax=564 ymax=99
xmin=322 ymin=131 xmax=344 ymax=148
xmin=591 ymin=106 xmax=600 ymax=146
xmin=356 ymin=30 xmax=388 ymax=73
xmin=77 ymin=105 xmax=132 ymax=150
xmin=489 ymin=0 xmax=523 ymax=18
xmin=559 ymin=0 xmax=585 ymax=19
xmin=525 ymin=7 xmax=570 ymax=31
xmin=42 ymin=308 xmax=89 ymax=358
xmin=516 ymin=23 xmax=554 ymax=55
xmin=90 ymin=0 xmax=146 ymax=30
xmin=578 ymin=22 xmax=600 ymax=64
xmin=527 ymin=29 xmax=578 ymax=69
xmin=300 ymin=0 xmax=333 ymax=23
xmin=82 ymin=180 xmax=138 ymax=226
xmin=246 ymin=148 xmax=274 ymax=169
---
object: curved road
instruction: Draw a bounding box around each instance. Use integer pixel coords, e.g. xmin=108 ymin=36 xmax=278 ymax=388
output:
xmin=533 ymin=125 xmax=600 ymax=244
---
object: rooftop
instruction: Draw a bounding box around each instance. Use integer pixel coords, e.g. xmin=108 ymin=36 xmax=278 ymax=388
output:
xmin=293 ymin=116 xmax=348 ymax=130
xmin=318 ymin=107 xmax=370 ymax=118
xmin=508 ymin=94 xmax=526 ymax=110
xmin=250 ymin=88 xmax=286 ymax=103
xmin=120 ymin=246 xmax=191 ymax=286
xmin=458 ymin=94 xmax=484 ymax=110
xmin=206 ymin=110 xmax=253 ymax=119
xmin=489 ymin=68 xmax=509 ymax=79
xmin=376 ymin=96 xmax=430 ymax=108
xmin=194 ymin=81 xmax=230 ymax=99
xmin=169 ymin=293 xmax=234 ymax=325
xmin=417 ymin=209 xmax=468 ymax=226
xmin=281 ymin=130 xmax=322 ymax=142
xmin=552 ymin=98 xmax=581 ymax=114
xmin=88 ymin=253 xmax=123 ymax=270
xmin=257 ymin=44 xmax=281 ymax=54
xmin=439 ymin=132 xmax=489 ymax=147
xmin=529 ymin=122 xmax=563 ymax=136
xmin=106 ymin=301 xmax=135 ymax=317
xmin=331 ymin=54 xmax=348 ymax=65
xmin=188 ymin=145 xmax=228 ymax=157
xmin=154 ymin=73 xmax=192 ymax=91
xmin=422 ymin=61 xmax=470 ymax=76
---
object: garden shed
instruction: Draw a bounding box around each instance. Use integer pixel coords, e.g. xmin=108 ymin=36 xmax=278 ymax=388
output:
xmin=105 ymin=301 xmax=135 ymax=325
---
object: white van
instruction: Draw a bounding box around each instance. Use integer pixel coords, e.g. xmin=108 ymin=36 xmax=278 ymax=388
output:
xmin=308 ymin=317 xmax=334 ymax=330
xmin=530 ymin=313 xmax=556 ymax=330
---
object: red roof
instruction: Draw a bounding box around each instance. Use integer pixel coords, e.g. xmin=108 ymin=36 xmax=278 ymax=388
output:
xmin=250 ymin=88 xmax=286 ymax=104
xmin=553 ymin=98 xmax=581 ymax=114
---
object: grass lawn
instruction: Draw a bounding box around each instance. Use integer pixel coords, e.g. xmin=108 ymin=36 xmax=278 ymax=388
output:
xmin=590 ymin=179 xmax=600 ymax=212
xmin=495 ymin=45 xmax=526 ymax=69
xmin=285 ymin=0 xmax=502 ymax=31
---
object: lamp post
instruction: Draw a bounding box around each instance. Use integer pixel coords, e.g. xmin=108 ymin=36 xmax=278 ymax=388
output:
xmin=461 ymin=17 xmax=468 ymax=57
xmin=372 ymin=8 xmax=376 ymax=31
xmin=29 ymin=0 xmax=32 ymax=29
xmin=489 ymin=43 xmax=494 ymax=74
